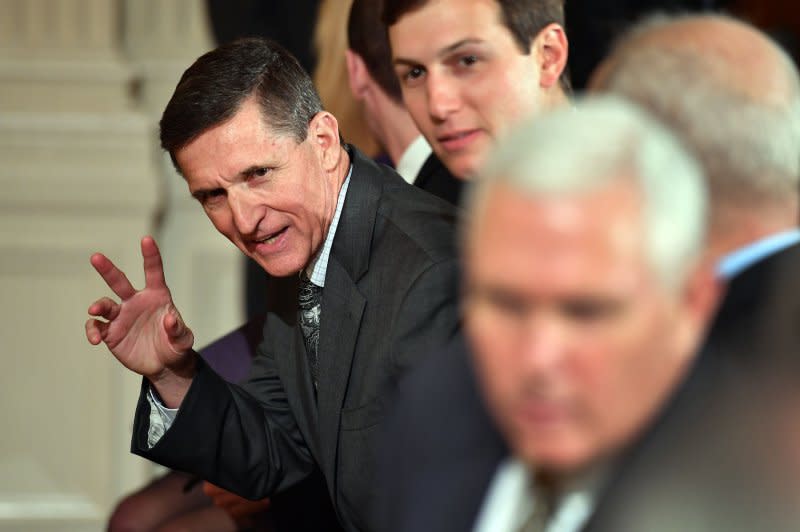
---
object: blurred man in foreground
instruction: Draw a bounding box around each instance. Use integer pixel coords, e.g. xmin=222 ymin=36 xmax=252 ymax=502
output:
xmin=377 ymin=97 xmax=720 ymax=531
xmin=465 ymin=97 xmax=719 ymax=531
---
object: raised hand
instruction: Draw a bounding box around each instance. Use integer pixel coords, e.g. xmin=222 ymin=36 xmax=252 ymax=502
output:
xmin=86 ymin=237 xmax=195 ymax=392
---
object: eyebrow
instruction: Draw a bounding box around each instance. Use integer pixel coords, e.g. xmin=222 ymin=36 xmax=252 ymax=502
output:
xmin=189 ymin=164 xmax=268 ymax=200
xmin=393 ymin=38 xmax=484 ymax=66
xmin=190 ymin=188 xmax=213 ymax=201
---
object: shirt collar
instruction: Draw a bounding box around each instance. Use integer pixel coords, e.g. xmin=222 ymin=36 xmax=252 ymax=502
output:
xmin=396 ymin=135 xmax=432 ymax=185
xmin=304 ymin=164 xmax=352 ymax=287
xmin=474 ymin=457 xmax=604 ymax=532
xmin=716 ymin=229 xmax=800 ymax=279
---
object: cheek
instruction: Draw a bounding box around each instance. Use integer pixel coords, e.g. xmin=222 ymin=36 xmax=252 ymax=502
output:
xmin=206 ymin=208 xmax=236 ymax=238
xmin=406 ymin=92 xmax=433 ymax=127
xmin=467 ymin=312 xmax=518 ymax=395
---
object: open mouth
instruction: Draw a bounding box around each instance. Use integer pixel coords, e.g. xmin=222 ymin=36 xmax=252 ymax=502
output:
xmin=253 ymin=226 xmax=289 ymax=250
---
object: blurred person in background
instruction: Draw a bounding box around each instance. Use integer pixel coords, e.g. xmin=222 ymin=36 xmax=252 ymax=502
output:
xmin=582 ymin=13 xmax=800 ymax=530
xmin=314 ymin=0 xmax=381 ymax=159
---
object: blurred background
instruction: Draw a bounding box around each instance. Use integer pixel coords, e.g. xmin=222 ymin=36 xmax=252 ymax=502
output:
xmin=0 ymin=1 xmax=232 ymax=531
xmin=0 ymin=0 xmax=796 ymax=531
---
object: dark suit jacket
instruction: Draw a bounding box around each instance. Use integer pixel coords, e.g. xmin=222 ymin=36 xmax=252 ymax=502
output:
xmin=413 ymin=153 xmax=464 ymax=207
xmin=584 ymin=240 xmax=800 ymax=531
xmin=375 ymin=334 xmax=508 ymax=532
xmin=131 ymin=147 xmax=461 ymax=532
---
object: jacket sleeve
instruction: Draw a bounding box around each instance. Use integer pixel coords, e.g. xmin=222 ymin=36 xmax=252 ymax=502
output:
xmin=130 ymin=335 xmax=315 ymax=500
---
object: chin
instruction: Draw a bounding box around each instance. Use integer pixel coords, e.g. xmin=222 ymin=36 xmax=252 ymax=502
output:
xmin=450 ymin=155 xmax=482 ymax=181
xmin=511 ymin=430 xmax=595 ymax=474
xmin=254 ymin=254 xmax=306 ymax=278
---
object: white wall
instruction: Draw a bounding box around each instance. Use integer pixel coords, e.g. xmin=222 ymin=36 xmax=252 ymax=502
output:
xmin=0 ymin=1 xmax=245 ymax=529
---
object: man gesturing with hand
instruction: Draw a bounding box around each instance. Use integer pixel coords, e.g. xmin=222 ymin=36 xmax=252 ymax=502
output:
xmin=85 ymin=38 xmax=460 ymax=532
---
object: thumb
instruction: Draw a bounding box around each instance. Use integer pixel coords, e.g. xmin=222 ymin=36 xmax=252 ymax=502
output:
xmin=163 ymin=305 xmax=194 ymax=353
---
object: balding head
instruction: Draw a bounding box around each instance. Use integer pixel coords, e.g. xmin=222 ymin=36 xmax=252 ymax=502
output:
xmin=592 ymin=14 xmax=800 ymax=259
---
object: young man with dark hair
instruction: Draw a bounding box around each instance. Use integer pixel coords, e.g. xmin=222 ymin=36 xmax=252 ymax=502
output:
xmin=346 ymin=0 xmax=463 ymax=205
xmin=383 ymin=0 xmax=570 ymax=179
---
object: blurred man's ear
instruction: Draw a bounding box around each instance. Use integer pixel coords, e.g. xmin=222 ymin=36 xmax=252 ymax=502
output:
xmin=307 ymin=111 xmax=344 ymax=171
xmin=536 ymin=23 xmax=569 ymax=89
xmin=676 ymin=259 xmax=724 ymax=357
xmin=345 ymin=49 xmax=370 ymax=100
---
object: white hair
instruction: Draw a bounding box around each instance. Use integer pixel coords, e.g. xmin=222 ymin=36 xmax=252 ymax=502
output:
xmin=602 ymin=14 xmax=800 ymax=219
xmin=466 ymin=96 xmax=707 ymax=289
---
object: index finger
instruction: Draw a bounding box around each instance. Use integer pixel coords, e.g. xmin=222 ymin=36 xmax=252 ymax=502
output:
xmin=90 ymin=252 xmax=136 ymax=300
xmin=141 ymin=236 xmax=167 ymax=289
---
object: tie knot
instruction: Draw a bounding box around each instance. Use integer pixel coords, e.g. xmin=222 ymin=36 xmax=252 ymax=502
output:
xmin=298 ymin=271 xmax=322 ymax=311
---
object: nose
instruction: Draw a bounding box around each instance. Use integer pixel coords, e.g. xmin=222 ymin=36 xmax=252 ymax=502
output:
xmin=426 ymin=73 xmax=460 ymax=122
xmin=518 ymin=315 xmax=566 ymax=376
xmin=228 ymin=186 xmax=264 ymax=237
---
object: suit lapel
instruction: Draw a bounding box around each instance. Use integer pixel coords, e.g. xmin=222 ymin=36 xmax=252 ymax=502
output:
xmin=314 ymin=146 xmax=380 ymax=481
xmin=317 ymin=257 xmax=366 ymax=474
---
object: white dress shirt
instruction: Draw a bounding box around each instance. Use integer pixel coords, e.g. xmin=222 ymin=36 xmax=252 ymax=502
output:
xmin=474 ymin=458 xmax=604 ymax=532
xmin=395 ymin=135 xmax=432 ymax=185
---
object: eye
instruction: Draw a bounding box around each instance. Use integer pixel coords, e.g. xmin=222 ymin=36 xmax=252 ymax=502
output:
xmin=562 ymin=299 xmax=621 ymax=323
xmin=398 ymin=65 xmax=426 ymax=87
xmin=245 ymin=167 xmax=271 ymax=181
xmin=196 ymin=188 xmax=226 ymax=208
xmin=475 ymin=287 xmax=529 ymax=320
xmin=459 ymin=54 xmax=478 ymax=67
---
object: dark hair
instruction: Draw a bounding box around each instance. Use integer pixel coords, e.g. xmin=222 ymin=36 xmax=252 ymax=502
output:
xmin=382 ymin=0 xmax=570 ymax=91
xmin=160 ymin=37 xmax=323 ymax=170
xmin=348 ymin=0 xmax=403 ymax=103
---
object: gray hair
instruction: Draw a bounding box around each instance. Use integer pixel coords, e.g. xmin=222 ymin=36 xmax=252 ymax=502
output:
xmin=600 ymin=14 xmax=800 ymax=223
xmin=466 ymin=96 xmax=707 ymax=289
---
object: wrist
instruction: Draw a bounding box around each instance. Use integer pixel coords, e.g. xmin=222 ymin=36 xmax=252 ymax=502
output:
xmin=148 ymin=351 xmax=198 ymax=408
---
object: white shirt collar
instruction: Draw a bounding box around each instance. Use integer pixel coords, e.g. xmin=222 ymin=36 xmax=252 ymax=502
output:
xmin=395 ymin=135 xmax=432 ymax=185
xmin=304 ymin=165 xmax=352 ymax=287
xmin=474 ymin=457 xmax=604 ymax=532
xmin=716 ymin=228 xmax=800 ymax=279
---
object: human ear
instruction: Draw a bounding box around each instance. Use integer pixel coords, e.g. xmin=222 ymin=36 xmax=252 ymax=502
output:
xmin=535 ymin=23 xmax=568 ymax=89
xmin=307 ymin=111 xmax=343 ymax=171
xmin=345 ymin=49 xmax=370 ymax=100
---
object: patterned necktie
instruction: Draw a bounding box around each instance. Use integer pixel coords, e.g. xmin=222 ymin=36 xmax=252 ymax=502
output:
xmin=298 ymin=272 xmax=322 ymax=390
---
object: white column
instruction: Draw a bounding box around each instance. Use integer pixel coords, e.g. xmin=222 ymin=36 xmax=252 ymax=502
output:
xmin=0 ymin=1 xmax=157 ymax=530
